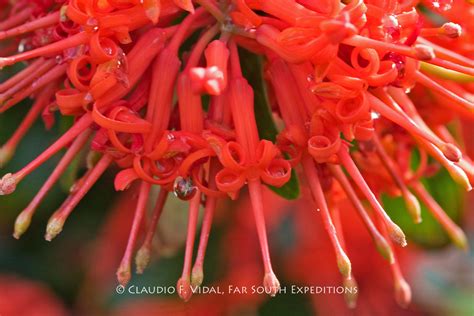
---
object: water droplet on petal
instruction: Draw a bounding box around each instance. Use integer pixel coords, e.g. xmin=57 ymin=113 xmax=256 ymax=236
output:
xmin=370 ymin=111 xmax=380 ymax=119
xmin=55 ymin=55 xmax=63 ymax=64
xmin=221 ymin=17 xmax=234 ymax=33
xmin=431 ymin=0 xmax=452 ymax=11
xmin=17 ymin=39 xmax=27 ymax=53
xmin=382 ymin=14 xmax=401 ymax=41
xmin=268 ymin=165 xmax=287 ymax=177
xmin=173 ymin=177 xmax=197 ymax=201
xmin=84 ymin=93 xmax=93 ymax=103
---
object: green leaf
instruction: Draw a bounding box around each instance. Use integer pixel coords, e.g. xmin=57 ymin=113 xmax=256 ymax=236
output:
xmin=239 ymin=48 xmax=300 ymax=200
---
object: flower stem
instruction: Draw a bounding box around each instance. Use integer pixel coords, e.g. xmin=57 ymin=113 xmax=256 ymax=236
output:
xmin=45 ymin=154 xmax=113 ymax=241
xmin=248 ymin=178 xmax=280 ymax=296
xmin=0 ymin=11 xmax=60 ymax=40
xmin=117 ymin=181 xmax=151 ymax=285
xmin=338 ymin=146 xmax=407 ymax=247
xmin=0 ymin=32 xmax=91 ymax=68
xmin=191 ymin=160 xmax=219 ymax=286
xmin=14 ymin=130 xmax=91 ymax=239
xmin=411 ymin=182 xmax=468 ymax=250
xmin=329 ymin=164 xmax=394 ymax=263
xmin=302 ymin=154 xmax=352 ymax=278
xmin=178 ymin=192 xmax=202 ymax=301
xmin=135 ymin=188 xmax=169 ymax=274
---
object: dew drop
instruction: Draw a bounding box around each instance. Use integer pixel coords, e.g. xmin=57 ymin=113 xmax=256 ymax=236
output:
xmin=155 ymin=160 xmax=166 ymax=173
xmin=116 ymin=71 xmax=129 ymax=88
xmin=86 ymin=17 xmax=99 ymax=32
xmin=84 ymin=93 xmax=93 ymax=103
xmin=173 ymin=177 xmax=197 ymax=201
xmin=17 ymin=39 xmax=27 ymax=53
xmin=382 ymin=14 xmax=401 ymax=41
xmin=221 ymin=17 xmax=234 ymax=33
xmin=268 ymin=166 xmax=286 ymax=177
xmin=431 ymin=0 xmax=452 ymax=11
xmin=274 ymin=169 xmax=285 ymax=177
xmin=243 ymin=25 xmax=256 ymax=33
xmin=55 ymin=55 xmax=63 ymax=64
xmin=370 ymin=111 xmax=380 ymax=119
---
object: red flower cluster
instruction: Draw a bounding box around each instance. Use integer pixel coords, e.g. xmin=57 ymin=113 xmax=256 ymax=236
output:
xmin=0 ymin=0 xmax=473 ymax=308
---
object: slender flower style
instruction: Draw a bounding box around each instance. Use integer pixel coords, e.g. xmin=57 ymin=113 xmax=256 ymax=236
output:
xmin=0 ymin=0 xmax=473 ymax=309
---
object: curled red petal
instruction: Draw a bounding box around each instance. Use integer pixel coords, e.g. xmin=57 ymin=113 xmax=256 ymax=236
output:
xmin=67 ymin=56 xmax=96 ymax=91
xmin=191 ymin=168 xmax=226 ymax=198
xmin=55 ymin=89 xmax=87 ymax=115
xmin=90 ymin=33 xmax=119 ymax=64
xmin=92 ymin=104 xmax=151 ymax=134
xmin=260 ymin=158 xmax=292 ymax=187
xmin=202 ymin=131 xmax=227 ymax=157
xmin=89 ymin=75 xmax=118 ymax=100
xmin=133 ymin=156 xmax=176 ymax=185
xmin=220 ymin=141 xmax=247 ymax=171
xmin=215 ymin=168 xmax=246 ymax=194
xmin=66 ymin=1 xmax=89 ymax=25
xmin=114 ymin=168 xmax=139 ymax=191
xmin=308 ymin=134 xmax=341 ymax=163
xmin=256 ymin=140 xmax=279 ymax=168
xmin=150 ymin=157 xmax=179 ymax=178
xmin=350 ymin=47 xmax=380 ymax=75
xmin=147 ymin=131 xmax=172 ymax=160
xmin=178 ymin=148 xmax=214 ymax=177
xmin=335 ymin=92 xmax=369 ymax=124
xmin=353 ymin=119 xmax=375 ymax=141
xmin=99 ymin=14 xmax=131 ymax=29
